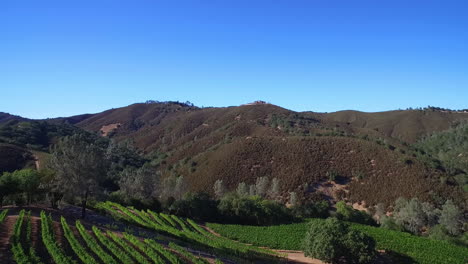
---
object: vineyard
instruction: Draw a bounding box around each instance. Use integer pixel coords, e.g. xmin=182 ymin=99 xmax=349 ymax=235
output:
xmin=0 ymin=205 xmax=281 ymax=264
xmin=207 ymin=219 xmax=468 ymax=264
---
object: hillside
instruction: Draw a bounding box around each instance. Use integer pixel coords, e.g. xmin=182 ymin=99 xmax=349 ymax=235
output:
xmin=71 ymin=102 xmax=468 ymax=207
xmin=0 ymin=112 xmax=27 ymax=124
xmin=313 ymin=109 xmax=468 ymax=143
xmin=1 ymin=102 xmax=467 ymax=208
xmin=0 ymin=144 xmax=34 ymax=173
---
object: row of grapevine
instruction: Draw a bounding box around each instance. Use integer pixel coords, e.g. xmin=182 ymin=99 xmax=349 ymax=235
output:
xmin=92 ymin=226 xmax=136 ymax=264
xmin=75 ymin=221 xmax=118 ymax=264
xmin=98 ymin=202 xmax=279 ymax=261
xmin=123 ymin=232 xmax=166 ymax=264
xmin=61 ymin=217 xmax=96 ymax=264
xmin=106 ymin=230 xmax=151 ymax=264
xmin=25 ymin=211 xmax=43 ymax=263
xmin=11 ymin=210 xmax=31 ymax=264
xmin=40 ymin=211 xmax=76 ymax=264
xmin=168 ymin=242 xmax=210 ymax=264
xmin=0 ymin=209 xmax=8 ymax=222
xmin=144 ymin=239 xmax=182 ymax=264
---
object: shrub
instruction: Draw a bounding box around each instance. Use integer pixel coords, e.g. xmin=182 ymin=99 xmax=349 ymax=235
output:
xmin=302 ymin=218 xmax=376 ymax=264
xmin=335 ymin=201 xmax=376 ymax=226
xmin=439 ymin=200 xmax=462 ymax=236
xmin=218 ymin=193 xmax=293 ymax=225
xmin=169 ymin=192 xmax=219 ymax=222
xmin=291 ymin=201 xmax=329 ymax=218
xmin=379 ymin=215 xmax=404 ymax=231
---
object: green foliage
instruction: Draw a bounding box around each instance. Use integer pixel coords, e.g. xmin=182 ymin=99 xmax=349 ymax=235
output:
xmin=218 ymin=193 xmax=294 ymax=225
xmin=169 ymin=192 xmax=219 ymax=221
xmin=75 ymin=221 xmax=118 ymax=264
xmin=302 ymin=218 xmax=375 ymax=264
xmin=13 ymin=169 xmax=41 ymax=204
xmin=439 ymin=200 xmax=462 ymax=236
xmin=415 ymin=123 xmax=468 ymax=174
xmin=61 ymin=217 xmax=96 ymax=264
xmin=123 ymin=233 xmax=165 ymax=263
xmin=0 ymin=120 xmax=78 ymax=150
xmin=335 ymin=201 xmax=376 ymax=226
xmin=97 ymin=201 xmax=278 ymax=261
xmin=0 ymin=209 xmax=8 ymax=222
xmin=92 ymin=226 xmax=135 ymax=264
xmin=0 ymin=171 xmax=19 ymax=206
xmin=40 ymin=211 xmax=76 ymax=264
xmin=291 ymin=201 xmax=329 ymax=218
xmin=11 ymin=210 xmax=35 ymax=264
xmin=50 ymin=133 xmax=108 ymax=218
xmin=145 ymin=239 xmax=182 ymax=264
xmin=118 ymin=164 xmax=159 ymax=202
xmin=169 ymin=242 xmax=209 ymax=264
xmin=379 ymin=215 xmax=404 ymax=231
xmin=107 ymin=231 xmax=151 ymax=264
xmin=208 ymin=218 xmax=468 ymax=264
xmin=25 ymin=212 xmax=43 ymax=263
xmin=393 ymin=197 xmax=429 ymax=234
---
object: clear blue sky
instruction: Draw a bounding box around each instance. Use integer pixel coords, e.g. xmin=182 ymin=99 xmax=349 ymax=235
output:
xmin=1 ymin=0 xmax=467 ymax=118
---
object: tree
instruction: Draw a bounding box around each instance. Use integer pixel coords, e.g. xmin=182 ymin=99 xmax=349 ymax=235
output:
xmin=213 ymin=179 xmax=226 ymax=199
xmin=269 ymin=177 xmax=280 ymax=200
xmin=303 ymin=218 xmax=376 ymax=264
xmin=249 ymin=185 xmax=256 ymax=196
xmin=50 ymin=133 xmax=108 ymax=218
xmin=218 ymin=193 xmax=293 ymax=225
xmin=236 ymin=182 xmax=249 ymax=197
xmin=0 ymin=172 xmax=19 ymax=207
xmin=255 ymin=176 xmax=269 ymax=198
xmin=393 ymin=198 xmax=427 ymax=234
xmin=160 ymin=174 xmax=186 ymax=201
xmin=336 ymin=201 xmax=376 ymax=226
xmin=292 ymin=200 xmax=329 ymax=218
xmin=14 ymin=169 xmax=41 ymax=204
xmin=119 ymin=164 xmax=159 ymax=202
xmin=439 ymin=200 xmax=462 ymax=236
xmin=289 ymin=192 xmax=298 ymax=206
xmin=169 ymin=192 xmax=219 ymax=221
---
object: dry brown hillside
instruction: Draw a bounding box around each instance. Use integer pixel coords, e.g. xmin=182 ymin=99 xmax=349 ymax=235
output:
xmin=72 ymin=102 xmax=467 ymax=207
xmin=312 ymin=110 xmax=468 ymax=143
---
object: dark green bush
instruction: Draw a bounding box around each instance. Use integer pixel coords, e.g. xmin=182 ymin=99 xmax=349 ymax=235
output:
xmin=335 ymin=201 xmax=377 ymax=226
xmin=291 ymin=201 xmax=329 ymax=218
xmin=218 ymin=193 xmax=294 ymax=225
xmin=303 ymin=218 xmax=376 ymax=264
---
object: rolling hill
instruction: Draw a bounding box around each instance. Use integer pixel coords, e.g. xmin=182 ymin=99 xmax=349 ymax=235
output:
xmin=2 ymin=101 xmax=468 ymax=208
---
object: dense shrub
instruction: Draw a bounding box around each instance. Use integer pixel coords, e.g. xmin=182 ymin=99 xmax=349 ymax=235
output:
xmin=169 ymin=192 xmax=219 ymax=221
xmin=218 ymin=193 xmax=294 ymax=225
xmin=291 ymin=201 xmax=329 ymax=218
xmin=335 ymin=201 xmax=376 ymax=226
xmin=302 ymin=218 xmax=376 ymax=264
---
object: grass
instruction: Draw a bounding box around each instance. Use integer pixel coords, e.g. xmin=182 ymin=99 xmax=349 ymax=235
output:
xmin=207 ymin=219 xmax=468 ymax=264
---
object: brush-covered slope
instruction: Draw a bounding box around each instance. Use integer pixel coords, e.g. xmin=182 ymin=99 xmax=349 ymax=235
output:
xmin=0 ymin=144 xmax=34 ymax=173
xmin=75 ymin=102 xmax=466 ymax=207
xmin=315 ymin=110 xmax=468 ymax=143
xmin=0 ymin=112 xmax=28 ymax=123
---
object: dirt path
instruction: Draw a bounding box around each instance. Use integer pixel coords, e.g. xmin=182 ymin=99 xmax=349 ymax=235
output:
xmin=275 ymin=250 xmax=325 ymax=264
xmin=0 ymin=216 xmax=17 ymax=263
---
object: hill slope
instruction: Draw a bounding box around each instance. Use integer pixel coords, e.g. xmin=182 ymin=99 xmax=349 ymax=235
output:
xmin=72 ymin=102 xmax=467 ymax=207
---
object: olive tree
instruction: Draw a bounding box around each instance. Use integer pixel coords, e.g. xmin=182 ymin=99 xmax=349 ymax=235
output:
xmin=439 ymin=200 xmax=462 ymax=236
xmin=213 ymin=179 xmax=226 ymax=199
xmin=119 ymin=164 xmax=159 ymax=202
xmin=50 ymin=133 xmax=108 ymax=218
